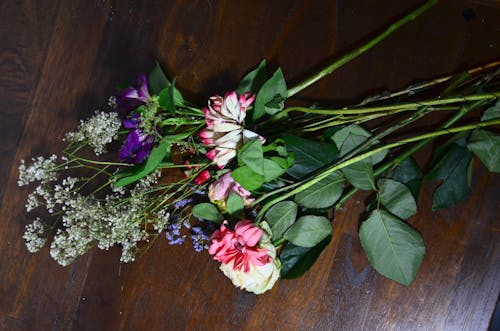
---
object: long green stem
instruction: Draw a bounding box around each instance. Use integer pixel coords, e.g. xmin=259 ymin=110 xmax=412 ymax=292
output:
xmin=274 ymin=93 xmax=499 ymax=121
xmin=253 ymin=105 xmax=432 ymax=206
xmin=286 ymin=0 xmax=437 ymax=97
xmin=74 ymin=157 xmax=131 ymax=167
xmin=333 ymin=99 xmax=489 ymax=209
xmin=356 ymin=60 xmax=500 ymax=106
xmin=301 ymin=107 xmax=446 ymax=132
xmin=256 ymin=118 xmax=500 ymax=220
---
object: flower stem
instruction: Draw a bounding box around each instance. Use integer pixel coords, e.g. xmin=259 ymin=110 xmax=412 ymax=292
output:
xmin=333 ymin=99 xmax=489 ymax=209
xmin=254 ymin=104 xmax=433 ymax=206
xmin=74 ymin=157 xmax=131 ymax=167
xmin=273 ymin=92 xmax=499 ymax=122
xmin=286 ymin=0 xmax=438 ymax=97
xmin=256 ymin=117 xmax=500 ymax=220
xmin=356 ymin=60 xmax=500 ymax=106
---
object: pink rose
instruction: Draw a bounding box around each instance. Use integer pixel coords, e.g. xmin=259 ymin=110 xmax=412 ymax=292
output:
xmin=209 ymin=220 xmax=280 ymax=294
xmin=208 ymin=172 xmax=254 ymax=212
xmin=209 ymin=220 xmax=270 ymax=272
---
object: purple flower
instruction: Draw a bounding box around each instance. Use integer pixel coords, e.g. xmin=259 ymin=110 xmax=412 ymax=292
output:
xmin=115 ymin=74 xmax=151 ymax=115
xmin=119 ymin=129 xmax=155 ymax=164
xmin=190 ymin=226 xmax=210 ymax=252
xmin=122 ymin=113 xmax=141 ymax=129
xmin=119 ymin=113 xmax=157 ymax=164
xmin=174 ymin=198 xmax=193 ymax=209
xmin=166 ymin=222 xmax=185 ymax=245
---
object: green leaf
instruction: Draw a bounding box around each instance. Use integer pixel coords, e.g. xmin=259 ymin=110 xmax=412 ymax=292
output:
xmin=158 ymin=80 xmax=176 ymax=113
xmin=342 ymin=158 xmax=376 ymax=190
xmin=231 ymin=166 xmax=264 ymax=191
xmin=158 ymin=78 xmax=183 ymax=111
xmin=432 ymin=133 xmax=469 ymax=164
xmin=253 ymin=68 xmax=287 ymax=121
xmin=284 ymin=215 xmax=332 ymax=247
xmin=269 ymin=156 xmax=288 ymax=169
xmin=378 ymin=178 xmax=417 ymax=220
xmin=238 ymin=140 xmax=264 ymax=175
xmin=263 ymin=159 xmax=287 ymax=182
xmin=148 ymin=62 xmax=170 ymax=95
xmin=467 ymin=129 xmax=500 ymax=173
xmin=114 ymin=140 xmax=171 ymax=187
xmin=427 ymin=142 xmax=473 ymax=210
xmin=389 ymin=157 xmax=423 ymax=200
xmin=264 ymin=94 xmax=285 ymax=115
xmin=236 ymin=59 xmax=268 ymax=95
xmin=283 ymin=135 xmax=339 ymax=179
xmin=481 ymin=100 xmax=500 ymax=121
xmin=332 ymin=124 xmax=387 ymax=164
xmin=359 ymin=209 xmax=425 ymax=286
xmin=192 ymin=203 xmax=223 ymax=223
xmin=264 ymin=201 xmax=298 ymax=241
xmin=226 ymin=192 xmax=244 ymax=215
xmin=149 ymin=62 xmax=183 ymax=102
xmin=294 ymin=172 xmax=344 ymax=209
xmin=280 ymin=235 xmax=332 ymax=279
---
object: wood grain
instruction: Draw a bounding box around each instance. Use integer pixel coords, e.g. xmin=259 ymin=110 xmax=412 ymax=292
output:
xmin=0 ymin=1 xmax=498 ymax=330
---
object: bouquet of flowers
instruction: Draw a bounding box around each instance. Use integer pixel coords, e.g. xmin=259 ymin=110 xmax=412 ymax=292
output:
xmin=18 ymin=0 xmax=500 ymax=294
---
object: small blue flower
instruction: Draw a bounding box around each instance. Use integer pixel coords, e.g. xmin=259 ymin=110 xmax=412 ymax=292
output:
xmin=190 ymin=222 xmax=215 ymax=252
xmin=165 ymin=222 xmax=185 ymax=245
xmin=174 ymin=198 xmax=193 ymax=209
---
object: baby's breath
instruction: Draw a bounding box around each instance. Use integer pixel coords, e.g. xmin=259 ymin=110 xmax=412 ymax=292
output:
xmin=23 ymin=218 xmax=48 ymax=253
xmin=18 ymin=155 xmax=59 ymax=186
xmin=65 ymin=111 xmax=121 ymax=155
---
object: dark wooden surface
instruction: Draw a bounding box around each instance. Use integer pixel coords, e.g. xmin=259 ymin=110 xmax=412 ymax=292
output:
xmin=1 ymin=1 xmax=499 ymax=330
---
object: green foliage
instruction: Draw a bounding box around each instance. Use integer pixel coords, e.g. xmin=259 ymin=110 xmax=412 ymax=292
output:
xmin=332 ymin=124 xmax=387 ymax=164
xmin=113 ymin=140 xmax=171 ymax=188
xmin=280 ymin=235 xmax=332 ymax=279
xmin=294 ymin=172 xmax=344 ymax=209
xmin=481 ymin=100 xmax=500 ymax=121
xmin=149 ymin=62 xmax=183 ymax=102
xmin=283 ymin=215 xmax=332 ymax=247
xmin=427 ymin=141 xmax=473 ymax=210
xmin=467 ymin=129 xmax=500 ymax=173
xmin=342 ymin=158 xmax=376 ymax=190
xmin=378 ymin=178 xmax=417 ymax=220
xmin=232 ymin=139 xmax=292 ymax=190
xmin=231 ymin=166 xmax=264 ymax=191
xmin=236 ymin=59 xmax=268 ymax=95
xmin=283 ymin=135 xmax=339 ymax=179
xmin=359 ymin=210 xmax=425 ymax=286
xmin=389 ymin=157 xmax=423 ymax=200
xmin=226 ymin=192 xmax=244 ymax=215
xmin=264 ymin=201 xmax=298 ymax=241
xmin=158 ymin=78 xmax=183 ymax=112
xmin=253 ymin=68 xmax=287 ymax=121
xmin=192 ymin=203 xmax=223 ymax=223
xmin=238 ymin=140 xmax=264 ymax=175
xmin=148 ymin=62 xmax=170 ymax=94
xmin=263 ymin=159 xmax=287 ymax=181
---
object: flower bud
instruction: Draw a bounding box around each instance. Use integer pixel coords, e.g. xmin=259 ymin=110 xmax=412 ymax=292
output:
xmin=208 ymin=172 xmax=254 ymax=213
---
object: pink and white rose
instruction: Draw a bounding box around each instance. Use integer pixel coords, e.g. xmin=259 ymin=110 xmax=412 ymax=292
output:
xmin=199 ymin=91 xmax=265 ymax=168
xmin=209 ymin=220 xmax=280 ymax=294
